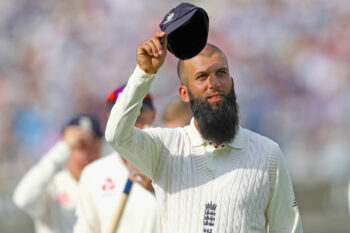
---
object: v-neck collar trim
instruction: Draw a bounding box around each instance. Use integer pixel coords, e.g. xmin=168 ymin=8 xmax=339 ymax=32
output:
xmin=186 ymin=118 xmax=243 ymax=149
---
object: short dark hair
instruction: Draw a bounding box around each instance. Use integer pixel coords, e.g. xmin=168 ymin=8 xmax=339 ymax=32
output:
xmin=62 ymin=114 xmax=103 ymax=139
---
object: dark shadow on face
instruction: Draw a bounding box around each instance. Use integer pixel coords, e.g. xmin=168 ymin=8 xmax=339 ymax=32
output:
xmin=188 ymin=85 xmax=239 ymax=144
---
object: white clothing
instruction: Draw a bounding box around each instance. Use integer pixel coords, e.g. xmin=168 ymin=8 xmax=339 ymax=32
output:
xmin=105 ymin=65 xmax=303 ymax=233
xmin=13 ymin=142 xmax=78 ymax=233
xmin=73 ymin=153 xmax=158 ymax=233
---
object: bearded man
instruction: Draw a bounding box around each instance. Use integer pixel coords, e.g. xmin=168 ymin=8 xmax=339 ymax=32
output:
xmin=105 ymin=31 xmax=303 ymax=233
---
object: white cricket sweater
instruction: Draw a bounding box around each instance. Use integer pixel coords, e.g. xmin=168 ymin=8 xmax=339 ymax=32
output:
xmin=105 ymin=65 xmax=303 ymax=233
xmin=73 ymin=153 xmax=158 ymax=233
xmin=13 ymin=142 xmax=78 ymax=233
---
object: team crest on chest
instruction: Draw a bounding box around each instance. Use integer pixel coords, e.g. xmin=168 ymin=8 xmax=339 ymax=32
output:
xmin=203 ymin=201 xmax=217 ymax=232
xmin=55 ymin=191 xmax=71 ymax=207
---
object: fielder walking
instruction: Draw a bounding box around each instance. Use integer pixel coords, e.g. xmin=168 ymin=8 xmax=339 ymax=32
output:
xmin=13 ymin=114 xmax=103 ymax=233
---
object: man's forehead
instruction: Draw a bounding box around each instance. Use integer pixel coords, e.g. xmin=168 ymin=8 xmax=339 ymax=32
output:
xmin=177 ymin=44 xmax=228 ymax=84
xmin=185 ymin=52 xmax=227 ymax=70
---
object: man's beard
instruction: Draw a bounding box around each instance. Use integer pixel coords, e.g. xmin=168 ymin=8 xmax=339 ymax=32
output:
xmin=189 ymin=86 xmax=239 ymax=145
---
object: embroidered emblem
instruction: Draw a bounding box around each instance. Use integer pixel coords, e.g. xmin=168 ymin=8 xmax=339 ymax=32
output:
xmin=102 ymin=178 xmax=116 ymax=191
xmin=163 ymin=12 xmax=175 ymax=24
xmin=55 ymin=191 xmax=70 ymax=206
xmin=203 ymin=201 xmax=217 ymax=232
xmin=79 ymin=116 xmax=92 ymax=131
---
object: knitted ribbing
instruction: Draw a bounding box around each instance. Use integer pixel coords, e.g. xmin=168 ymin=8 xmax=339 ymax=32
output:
xmin=154 ymin=128 xmax=278 ymax=233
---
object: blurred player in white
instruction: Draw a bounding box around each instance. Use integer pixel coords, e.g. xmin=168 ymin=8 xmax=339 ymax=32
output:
xmin=13 ymin=114 xmax=103 ymax=233
xmin=73 ymin=86 xmax=157 ymax=233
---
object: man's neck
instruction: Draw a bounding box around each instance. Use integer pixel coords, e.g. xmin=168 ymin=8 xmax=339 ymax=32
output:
xmin=67 ymin=161 xmax=80 ymax=181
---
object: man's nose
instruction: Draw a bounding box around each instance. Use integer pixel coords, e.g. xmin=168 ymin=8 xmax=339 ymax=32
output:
xmin=208 ymin=74 xmax=220 ymax=88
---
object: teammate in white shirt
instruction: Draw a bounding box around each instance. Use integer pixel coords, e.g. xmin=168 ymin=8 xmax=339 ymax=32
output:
xmin=105 ymin=31 xmax=303 ymax=233
xmin=13 ymin=114 xmax=103 ymax=233
xmin=73 ymin=86 xmax=158 ymax=233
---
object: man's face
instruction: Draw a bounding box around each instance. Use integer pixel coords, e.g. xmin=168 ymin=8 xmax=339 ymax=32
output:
xmin=180 ymin=51 xmax=233 ymax=108
xmin=70 ymin=137 xmax=102 ymax=170
xmin=188 ymin=85 xmax=239 ymax=145
xmin=179 ymin=48 xmax=239 ymax=144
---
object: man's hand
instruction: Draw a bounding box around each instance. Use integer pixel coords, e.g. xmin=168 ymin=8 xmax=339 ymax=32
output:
xmin=128 ymin=172 xmax=154 ymax=193
xmin=62 ymin=126 xmax=94 ymax=150
xmin=137 ymin=31 xmax=167 ymax=74
xmin=123 ymin=159 xmax=155 ymax=193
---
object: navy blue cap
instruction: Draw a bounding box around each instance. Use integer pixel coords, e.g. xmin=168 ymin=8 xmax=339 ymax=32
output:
xmin=159 ymin=2 xmax=209 ymax=60
xmin=63 ymin=114 xmax=103 ymax=139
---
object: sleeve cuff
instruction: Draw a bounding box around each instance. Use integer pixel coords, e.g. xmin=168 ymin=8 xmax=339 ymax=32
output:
xmin=48 ymin=141 xmax=72 ymax=166
xmin=134 ymin=65 xmax=156 ymax=79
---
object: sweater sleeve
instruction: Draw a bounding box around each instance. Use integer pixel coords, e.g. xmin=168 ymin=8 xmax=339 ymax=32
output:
xmin=266 ymin=146 xmax=303 ymax=233
xmin=105 ymin=65 xmax=163 ymax=179
xmin=12 ymin=141 xmax=71 ymax=218
xmin=73 ymin=168 xmax=100 ymax=233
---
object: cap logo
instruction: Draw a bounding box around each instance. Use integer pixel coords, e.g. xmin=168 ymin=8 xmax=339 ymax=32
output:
xmin=163 ymin=12 xmax=175 ymax=24
xmin=79 ymin=117 xmax=92 ymax=131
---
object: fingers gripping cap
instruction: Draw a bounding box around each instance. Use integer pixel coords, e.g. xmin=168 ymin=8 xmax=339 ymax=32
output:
xmin=159 ymin=2 xmax=209 ymax=60
xmin=106 ymin=86 xmax=154 ymax=112
xmin=63 ymin=114 xmax=103 ymax=138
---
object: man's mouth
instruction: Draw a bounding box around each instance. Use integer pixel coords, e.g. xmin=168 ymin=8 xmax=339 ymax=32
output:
xmin=207 ymin=93 xmax=224 ymax=103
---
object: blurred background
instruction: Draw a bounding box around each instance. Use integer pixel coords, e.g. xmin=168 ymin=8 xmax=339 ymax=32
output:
xmin=0 ymin=0 xmax=349 ymax=232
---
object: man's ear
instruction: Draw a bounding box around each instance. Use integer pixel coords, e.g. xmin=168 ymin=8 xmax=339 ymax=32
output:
xmin=179 ymin=85 xmax=190 ymax=103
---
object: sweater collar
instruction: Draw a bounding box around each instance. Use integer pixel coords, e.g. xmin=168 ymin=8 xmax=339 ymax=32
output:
xmin=187 ymin=118 xmax=243 ymax=149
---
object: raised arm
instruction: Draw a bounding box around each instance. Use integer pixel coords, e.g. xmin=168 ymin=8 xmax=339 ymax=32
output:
xmin=105 ymin=32 xmax=168 ymax=179
xmin=12 ymin=141 xmax=71 ymax=218
xmin=13 ymin=127 xmax=91 ymax=218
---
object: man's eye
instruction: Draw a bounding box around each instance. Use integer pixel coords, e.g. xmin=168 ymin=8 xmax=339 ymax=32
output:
xmin=197 ymin=74 xmax=207 ymax=79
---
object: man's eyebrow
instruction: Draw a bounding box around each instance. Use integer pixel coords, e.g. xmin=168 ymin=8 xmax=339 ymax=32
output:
xmin=217 ymin=67 xmax=229 ymax=72
xmin=194 ymin=66 xmax=228 ymax=77
xmin=194 ymin=71 xmax=207 ymax=77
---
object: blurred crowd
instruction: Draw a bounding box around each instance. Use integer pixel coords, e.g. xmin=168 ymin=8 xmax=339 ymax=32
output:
xmin=0 ymin=0 xmax=349 ymax=209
